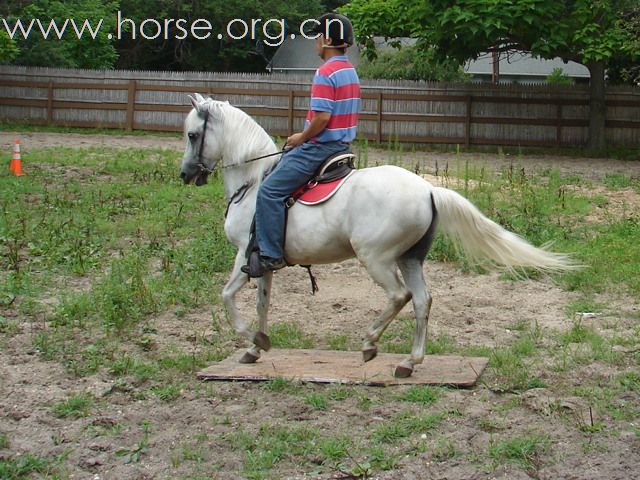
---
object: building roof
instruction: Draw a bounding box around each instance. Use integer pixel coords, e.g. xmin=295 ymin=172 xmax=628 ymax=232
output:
xmin=268 ymin=38 xmax=590 ymax=80
xmin=267 ymin=37 xmax=360 ymax=73
xmin=465 ymin=52 xmax=590 ymax=78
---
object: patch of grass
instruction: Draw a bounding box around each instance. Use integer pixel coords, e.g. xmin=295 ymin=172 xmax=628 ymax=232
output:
xmin=87 ymin=420 xmax=123 ymax=438
xmin=373 ymin=411 xmax=443 ymax=443
xmin=431 ymin=438 xmax=457 ymax=462
xmin=489 ymin=434 xmax=551 ymax=470
xmin=261 ymin=377 xmax=300 ymax=394
xmin=0 ymin=454 xmax=61 ymax=479
xmin=561 ymin=218 xmax=640 ymax=296
xmin=0 ymin=316 xmax=20 ymax=336
xmin=151 ymin=384 xmax=183 ymax=402
xmin=398 ymin=385 xmax=441 ymax=406
xmin=618 ymin=372 xmax=640 ymax=391
xmin=237 ymin=424 xmax=320 ymax=479
xmin=328 ymin=385 xmax=352 ymax=401
xmin=365 ymin=445 xmax=399 ymax=470
xmin=327 ymin=334 xmax=351 ymax=350
xmin=109 ymin=353 xmax=159 ymax=380
xmin=268 ymin=322 xmax=315 ymax=349
xmin=565 ymin=298 xmax=606 ymax=317
xmin=558 ymin=319 xmax=622 ymax=367
xmin=487 ymin=324 xmax=546 ymax=393
xmin=0 ymin=433 xmax=8 ymax=449
xmin=304 ymin=392 xmax=328 ymax=411
xmin=51 ymin=393 xmax=94 ymax=419
xmin=318 ymin=435 xmax=352 ymax=461
xmin=116 ymin=420 xmax=151 ymax=464
xmin=477 ymin=417 xmax=507 ymax=433
xmin=603 ymin=172 xmax=639 ymax=191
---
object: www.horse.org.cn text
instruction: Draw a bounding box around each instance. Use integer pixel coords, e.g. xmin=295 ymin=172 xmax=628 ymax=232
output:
xmin=0 ymin=13 xmax=325 ymax=47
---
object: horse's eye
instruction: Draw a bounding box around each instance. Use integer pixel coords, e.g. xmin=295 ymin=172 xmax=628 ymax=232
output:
xmin=188 ymin=132 xmax=198 ymax=141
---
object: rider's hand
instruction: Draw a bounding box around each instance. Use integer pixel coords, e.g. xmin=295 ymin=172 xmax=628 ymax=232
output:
xmin=286 ymin=133 xmax=306 ymax=148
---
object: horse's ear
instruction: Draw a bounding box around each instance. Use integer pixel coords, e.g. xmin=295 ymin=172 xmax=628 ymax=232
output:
xmin=188 ymin=94 xmax=198 ymax=110
xmin=195 ymin=93 xmax=206 ymax=103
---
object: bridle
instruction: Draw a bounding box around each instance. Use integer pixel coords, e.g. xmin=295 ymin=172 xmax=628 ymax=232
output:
xmin=194 ymin=110 xmax=286 ymax=176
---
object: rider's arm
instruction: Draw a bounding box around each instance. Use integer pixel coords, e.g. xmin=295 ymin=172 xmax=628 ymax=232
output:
xmin=286 ymin=111 xmax=331 ymax=148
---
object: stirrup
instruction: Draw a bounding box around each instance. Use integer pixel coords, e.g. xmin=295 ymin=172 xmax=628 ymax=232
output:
xmin=241 ymin=251 xmax=264 ymax=278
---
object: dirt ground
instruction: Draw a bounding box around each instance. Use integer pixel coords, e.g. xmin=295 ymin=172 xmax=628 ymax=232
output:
xmin=1 ymin=131 xmax=639 ymax=479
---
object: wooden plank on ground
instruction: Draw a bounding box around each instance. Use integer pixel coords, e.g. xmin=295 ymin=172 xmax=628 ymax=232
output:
xmin=197 ymin=349 xmax=488 ymax=387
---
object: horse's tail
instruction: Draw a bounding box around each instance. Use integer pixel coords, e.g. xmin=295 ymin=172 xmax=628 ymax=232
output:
xmin=430 ymin=186 xmax=578 ymax=273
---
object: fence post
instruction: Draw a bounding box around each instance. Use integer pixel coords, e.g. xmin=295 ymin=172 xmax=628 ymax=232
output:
xmin=47 ymin=81 xmax=54 ymax=125
xmin=556 ymin=103 xmax=563 ymax=147
xmin=376 ymin=92 xmax=383 ymax=144
xmin=465 ymin=95 xmax=472 ymax=148
xmin=288 ymin=90 xmax=294 ymax=136
xmin=126 ymin=80 xmax=137 ymax=131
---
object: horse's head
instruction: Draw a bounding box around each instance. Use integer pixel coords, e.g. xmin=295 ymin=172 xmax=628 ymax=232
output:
xmin=180 ymin=94 xmax=227 ymax=186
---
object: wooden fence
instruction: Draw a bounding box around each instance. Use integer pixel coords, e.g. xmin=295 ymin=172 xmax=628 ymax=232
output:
xmin=1 ymin=66 xmax=639 ymax=147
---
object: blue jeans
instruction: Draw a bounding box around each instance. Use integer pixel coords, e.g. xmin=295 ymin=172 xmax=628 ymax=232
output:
xmin=255 ymin=141 xmax=349 ymax=259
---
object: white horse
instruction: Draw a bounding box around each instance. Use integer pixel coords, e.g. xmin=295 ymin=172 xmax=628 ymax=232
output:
xmin=180 ymin=94 xmax=575 ymax=378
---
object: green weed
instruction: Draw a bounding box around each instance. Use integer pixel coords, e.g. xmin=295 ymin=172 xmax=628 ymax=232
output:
xmin=603 ymin=172 xmax=639 ymax=190
xmin=304 ymin=392 xmax=328 ymax=410
xmin=318 ymin=435 xmax=352 ymax=461
xmin=51 ymin=393 xmax=94 ymax=419
xmin=373 ymin=411 xmax=443 ymax=443
xmin=0 ymin=454 xmax=60 ymax=479
xmin=0 ymin=316 xmax=20 ymax=336
xmin=431 ymin=438 xmax=457 ymax=462
xmin=268 ymin=322 xmax=315 ymax=349
xmin=327 ymin=334 xmax=351 ymax=350
xmin=489 ymin=434 xmax=551 ymax=470
xmin=398 ymin=385 xmax=441 ymax=406
xmin=261 ymin=377 xmax=300 ymax=394
xmin=116 ymin=420 xmax=152 ymax=464
xmin=151 ymin=384 xmax=183 ymax=402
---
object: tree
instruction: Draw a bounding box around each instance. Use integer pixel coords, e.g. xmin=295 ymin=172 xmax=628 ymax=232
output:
xmin=0 ymin=31 xmax=19 ymax=63
xmin=3 ymin=0 xmax=334 ymax=72
xmin=357 ymin=45 xmax=467 ymax=82
xmin=342 ymin=0 xmax=639 ymax=150
xmin=115 ymin=0 xmax=325 ymax=71
xmin=5 ymin=0 xmax=119 ymax=69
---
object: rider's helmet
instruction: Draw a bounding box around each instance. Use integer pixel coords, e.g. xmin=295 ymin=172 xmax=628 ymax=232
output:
xmin=308 ymin=13 xmax=354 ymax=49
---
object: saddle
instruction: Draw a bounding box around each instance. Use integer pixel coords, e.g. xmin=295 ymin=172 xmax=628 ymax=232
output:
xmin=286 ymin=151 xmax=356 ymax=207
xmin=244 ymin=150 xmax=356 ymax=285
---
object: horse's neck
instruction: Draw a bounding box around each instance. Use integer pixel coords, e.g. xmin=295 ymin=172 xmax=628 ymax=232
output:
xmin=220 ymin=111 xmax=279 ymax=199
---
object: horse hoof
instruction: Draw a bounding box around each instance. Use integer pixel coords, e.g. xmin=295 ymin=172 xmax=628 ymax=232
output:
xmin=239 ymin=351 xmax=260 ymax=364
xmin=394 ymin=365 xmax=413 ymax=378
xmin=362 ymin=347 xmax=378 ymax=363
xmin=253 ymin=331 xmax=271 ymax=351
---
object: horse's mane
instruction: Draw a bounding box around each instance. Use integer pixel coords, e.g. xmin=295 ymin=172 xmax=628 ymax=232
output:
xmin=217 ymin=101 xmax=280 ymax=184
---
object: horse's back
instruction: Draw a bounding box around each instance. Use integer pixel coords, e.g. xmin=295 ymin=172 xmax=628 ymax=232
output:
xmin=285 ymin=165 xmax=436 ymax=264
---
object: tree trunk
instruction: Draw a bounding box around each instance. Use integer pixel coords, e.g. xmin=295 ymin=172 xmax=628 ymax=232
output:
xmin=587 ymin=61 xmax=606 ymax=151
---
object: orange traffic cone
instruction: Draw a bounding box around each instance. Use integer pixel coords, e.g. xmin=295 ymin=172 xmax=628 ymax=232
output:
xmin=10 ymin=138 xmax=24 ymax=176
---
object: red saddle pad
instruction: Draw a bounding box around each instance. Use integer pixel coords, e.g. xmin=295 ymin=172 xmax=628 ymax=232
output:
xmin=293 ymin=172 xmax=354 ymax=206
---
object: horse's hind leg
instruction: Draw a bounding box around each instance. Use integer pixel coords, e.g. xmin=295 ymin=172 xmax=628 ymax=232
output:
xmin=361 ymin=259 xmax=412 ymax=363
xmin=395 ymin=258 xmax=432 ymax=378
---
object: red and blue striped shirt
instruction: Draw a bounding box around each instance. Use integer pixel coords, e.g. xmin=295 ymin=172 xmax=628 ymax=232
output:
xmin=305 ymin=55 xmax=360 ymax=143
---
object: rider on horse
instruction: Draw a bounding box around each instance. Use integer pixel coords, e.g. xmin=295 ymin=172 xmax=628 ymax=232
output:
xmin=242 ymin=13 xmax=361 ymax=278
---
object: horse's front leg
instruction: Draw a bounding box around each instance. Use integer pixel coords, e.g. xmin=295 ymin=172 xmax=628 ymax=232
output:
xmin=221 ymin=252 xmax=273 ymax=364
xmin=239 ymin=271 xmax=273 ymax=364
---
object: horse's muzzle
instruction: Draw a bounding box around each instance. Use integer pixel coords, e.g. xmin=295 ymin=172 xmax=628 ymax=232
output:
xmin=180 ymin=170 xmax=209 ymax=186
